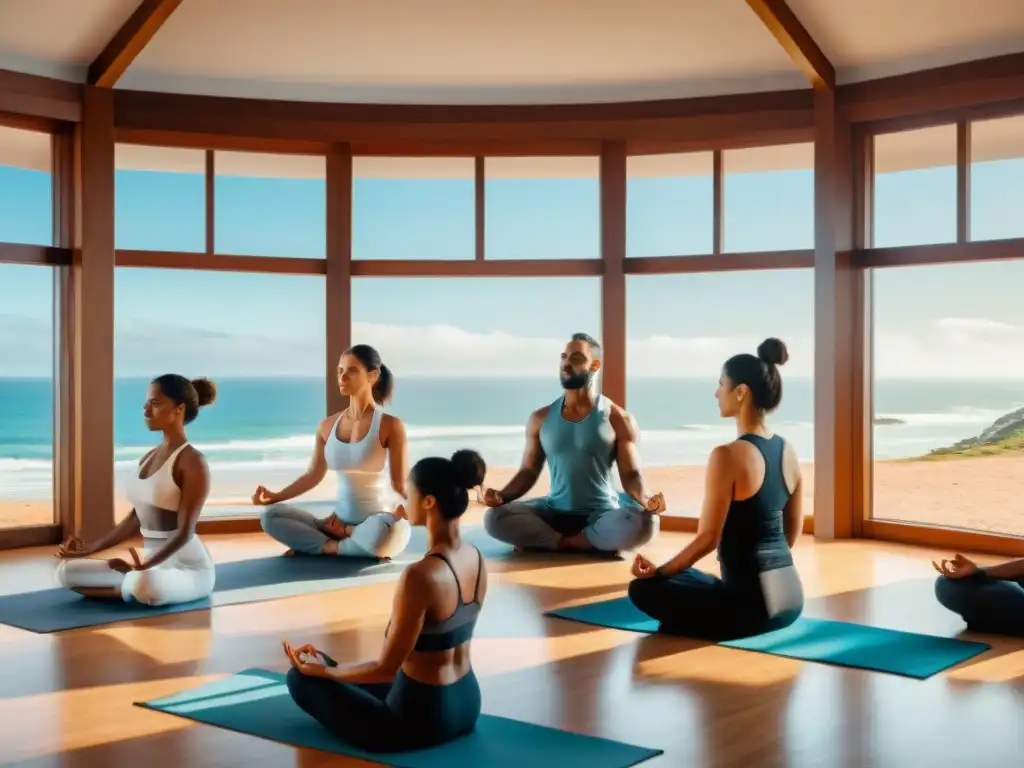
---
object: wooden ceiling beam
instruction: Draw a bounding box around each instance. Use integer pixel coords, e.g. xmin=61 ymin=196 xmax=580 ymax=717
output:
xmin=88 ymin=0 xmax=183 ymax=88
xmin=745 ymin=0 xmax=835 ymax=90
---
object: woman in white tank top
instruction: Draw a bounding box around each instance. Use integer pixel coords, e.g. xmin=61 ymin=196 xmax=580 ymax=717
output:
xmin=54 ymin=375 xmax=218 ymax=606
xmin=254 ymin=345 xmax=412 ymax=560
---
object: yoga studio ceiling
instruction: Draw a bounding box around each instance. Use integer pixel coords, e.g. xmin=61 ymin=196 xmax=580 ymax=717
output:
xmin=0 ymin=0 xmax=1022 ymax=179
xmin=1 ymin=0 xmax=1023 ymax=104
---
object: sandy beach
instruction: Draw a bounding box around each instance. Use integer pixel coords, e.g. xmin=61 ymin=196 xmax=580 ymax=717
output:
xmin=3 ymin=456 xmax=1022 ymax=539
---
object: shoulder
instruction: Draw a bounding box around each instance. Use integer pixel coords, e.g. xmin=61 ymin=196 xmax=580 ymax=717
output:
xmin=708 ymin=443 xmax=738 ymax=474
xmin=380 ymin=412 xmax=406 ymax=443
xmin=607 ymin=402 xmax=637 ymax=436
xmin=178 ymin=444 xmax=209 ymax=474
xmin=528 ymin=404 xmax=553 ymax=426
xmin=401 ymin=556 xmax=447 ymax=595
xmin=317 ymin=412 xmax=341 ymax=440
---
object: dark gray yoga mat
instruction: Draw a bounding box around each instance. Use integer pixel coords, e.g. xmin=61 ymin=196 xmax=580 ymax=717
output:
xmin=0 ymin=526 xmax=510 ymax=633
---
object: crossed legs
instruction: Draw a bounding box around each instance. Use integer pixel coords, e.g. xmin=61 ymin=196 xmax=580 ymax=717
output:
xmin=260 ymin=502 xmax=412 ymax=559
xmin=483 ymin=498 xmax=658 ymax=554
xmin=935 ymin=574 xmax=1024 ymax=636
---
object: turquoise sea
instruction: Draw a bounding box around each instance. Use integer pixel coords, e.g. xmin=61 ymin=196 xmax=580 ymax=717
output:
xmin=1 ymin=376 xmax=1023 ymax=501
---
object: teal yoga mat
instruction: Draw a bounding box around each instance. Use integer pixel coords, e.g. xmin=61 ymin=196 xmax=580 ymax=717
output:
xmin=0 ymin=526 xmax=510 ymax=634
xmin=137 ymin=669 xmax=663 ymax=768
xmin=545 ymin=597 xmax=991 ymax=679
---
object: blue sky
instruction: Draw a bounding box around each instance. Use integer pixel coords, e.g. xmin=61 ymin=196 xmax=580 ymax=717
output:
xmin=1 ymin=145 xmax=1023 ymax=380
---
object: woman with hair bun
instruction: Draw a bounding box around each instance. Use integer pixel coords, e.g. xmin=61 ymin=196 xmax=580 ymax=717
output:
xmin=254 ymin=344 xmax=412 ymax=560
xmin=55 ymin=374 xmax=218 ymax=606
xmin=283 ymin=449 xmax=488 ymax=752
xmin=627 ymin=338 xmax=806 ymax=640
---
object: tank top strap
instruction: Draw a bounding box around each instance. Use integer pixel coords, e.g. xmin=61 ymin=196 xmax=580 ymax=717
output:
xmin=427 ymin=551 xmax=466 ymax=603
xmin=738 ymin=434 xmax=787 ymax=497
xmin=162 ymin=442 xmax=191 ymax=473
xmin=369 ymin=406 xmax=384 ymax=440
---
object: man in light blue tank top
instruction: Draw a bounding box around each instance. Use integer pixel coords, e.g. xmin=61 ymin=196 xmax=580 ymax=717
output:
xmin=482 ymin=333 xmax=665 ymax=554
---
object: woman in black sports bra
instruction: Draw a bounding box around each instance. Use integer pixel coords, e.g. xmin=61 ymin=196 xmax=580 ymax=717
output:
xmin=283 ymin=449 xmax=488 ymax=752
xmin=627 ymin=338 xmax=806 ymax=641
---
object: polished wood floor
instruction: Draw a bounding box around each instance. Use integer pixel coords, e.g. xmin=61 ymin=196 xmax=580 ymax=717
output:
xmin=1 ymin=521 xmax=1023 ymax=767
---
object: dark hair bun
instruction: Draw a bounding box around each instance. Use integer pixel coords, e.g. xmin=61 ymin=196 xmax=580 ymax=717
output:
xmin=191 ymin=378 xmax=218 ymax=407
xmin=756 ymin=338 xmax=789 ymax=367
xmin=450 ymin=449 xmax=486 ymax=490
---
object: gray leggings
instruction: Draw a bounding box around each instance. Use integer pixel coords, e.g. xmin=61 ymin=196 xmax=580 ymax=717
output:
xmin=260 ymin=502 xmax=411 ymax=558
xmin=482 ymin=498 xmax=657 ymax=552
xmin=935 ymin=574 xmax=1024 ymax=636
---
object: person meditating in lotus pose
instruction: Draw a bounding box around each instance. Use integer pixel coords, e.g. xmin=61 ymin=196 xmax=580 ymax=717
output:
xmin=934 ymin=553 xmax=1024 ymax=636
xmin=254 ymin=344 xmax=411 ymax=561
xmin=55 ymin=375 xmax=217 ymax=606
xmin=482 ymin=333 xmax=665 ymax=556
xmin=628 ymin=338 xmax=805 ymax=641
xmin=283 ymin=449 xmax=488 ymax=753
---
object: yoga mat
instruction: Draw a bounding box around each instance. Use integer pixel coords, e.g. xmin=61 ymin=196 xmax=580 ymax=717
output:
xmin=0 ymin=526 xmax=510 ymax=633
xmin=137 ymin=668 xmax=663 ymax=768
xmin=545 ymin=597 xmax=991 ymax=679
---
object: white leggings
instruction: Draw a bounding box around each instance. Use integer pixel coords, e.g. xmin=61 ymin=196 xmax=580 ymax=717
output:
xmin=55 ymin=537 xmax=216 ymax=606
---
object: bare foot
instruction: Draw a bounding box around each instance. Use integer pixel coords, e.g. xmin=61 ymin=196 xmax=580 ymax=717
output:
xmin=378 ymin=556 xmax=392 ymax=563
xmin=283 ymin=549 xmax=296 ymax=557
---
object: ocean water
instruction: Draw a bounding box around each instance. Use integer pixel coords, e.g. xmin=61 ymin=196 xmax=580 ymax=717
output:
xmin=1 ymin=376 xmax=1023 ymax=501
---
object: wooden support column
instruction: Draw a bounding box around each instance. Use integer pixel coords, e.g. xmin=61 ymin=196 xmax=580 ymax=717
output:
xmin=600 ymin=141 xmax=627 ymax=406
xmin=956 ymin=121 xmax=971 ymax=243
xmin=326 ymin=144 xmax=353 ymax=415
xmin=813 ymin=86 xmax=859 ymax=540
xmin=72 ymin=86 xmax=116 ymax=541
xmin=52 ymin=127 xmax=76 ymax=537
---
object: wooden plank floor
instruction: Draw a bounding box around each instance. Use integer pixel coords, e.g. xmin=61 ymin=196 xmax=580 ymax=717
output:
xmin=1 ymin=522 xmax=1023 ymax=767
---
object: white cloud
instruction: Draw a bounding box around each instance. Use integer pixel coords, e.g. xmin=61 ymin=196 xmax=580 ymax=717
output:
xmin=1 ymin=315 xmax=1023 ymax=380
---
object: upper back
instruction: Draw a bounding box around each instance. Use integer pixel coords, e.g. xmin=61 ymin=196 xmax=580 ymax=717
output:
xmin=718 ymin=434 xmax=795 ymax=566
xmin=412 ymin=544 xmax=487 ymax=652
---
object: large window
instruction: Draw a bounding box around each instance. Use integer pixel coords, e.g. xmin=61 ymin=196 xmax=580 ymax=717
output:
xmin=215 ymin=152 xmax=326 ymax=258
xmin=627 ymin=152 xmax=713 ymax=257
xmin=872 ymin=260 xmax=1024 ymax=537
xmin=874 ymin=125 xmax=957 ymax=247
xmin=115 ymin=144 xmax=205 ymax=252
xmin=626 ymin=270 xmax=815 ymax=518
xmin=354 ymin=157 xmax=474 ymax=260
xmin=970 ymin=115 xmax=1024 ymax=242
xmin=0 ymin=265 xmax=54 ymax=529
xmin=0 ymin=126 xmax=52 ymax=245
xmin=485 ymin=157 xmax=599 ymax=260
xmin=113 ymin=269 xmax=326 ymax=519
xmin=723 ymin=143 xmax=813 ymax=252
xmin=352 ymin=277 xmax=601 ymax=495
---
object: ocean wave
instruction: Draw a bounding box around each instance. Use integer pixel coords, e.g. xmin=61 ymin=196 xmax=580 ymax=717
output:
xmin=874 ymin=407 xmax=1004 ymax=427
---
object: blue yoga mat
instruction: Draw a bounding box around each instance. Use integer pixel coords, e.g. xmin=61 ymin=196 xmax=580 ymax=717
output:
xmin=0 ymin=526 xmax=510 ymax=633
xmin=545 ymin=596 xmax=991 ymax=679
xmin=137 ymin=668 xmax=663 ymax=768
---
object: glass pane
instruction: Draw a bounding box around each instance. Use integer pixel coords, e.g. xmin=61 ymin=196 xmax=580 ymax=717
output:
xmin=723 ymin=143 xmax=813 ymax=252
xmin=352 ymin=277 xmax=601 ymax=494
xmin=114 ymin=269 xmax=326 ymax=519
xmin=485 ymin=156 xmax=599 ymax=260
xmin=872 ymin=260 xmax=1024 ymax=537
xmin=627 ymin=152 xmax=713 ymax=257
xmin=116 ymin=144 xmax=205 ymax=252
xmin=0 ymin=126 xmax=52 ymax=245
xmin=627 ymin=270 xmax=815 ymax=518
xmin=970 ymin=115 xmax=1024 ymax=242
xmin=0 ymin=264 xmax=54 ymax=528
xmin=874 ymin=125 xmax=957 ymax=247
xmin=214 ymin=151 xmax=326 ymax=258
xmin=353 ymin=157 xmax=474 ymax=260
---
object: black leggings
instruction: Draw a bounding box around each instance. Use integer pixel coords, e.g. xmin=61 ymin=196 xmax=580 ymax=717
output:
xmin=935 ymin=574 xmax=1024 ymax=636
xmin=286 ymin=659 xmax=482 ymax=753
xmin=627 ymin=567 xmax=803 ymax=642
